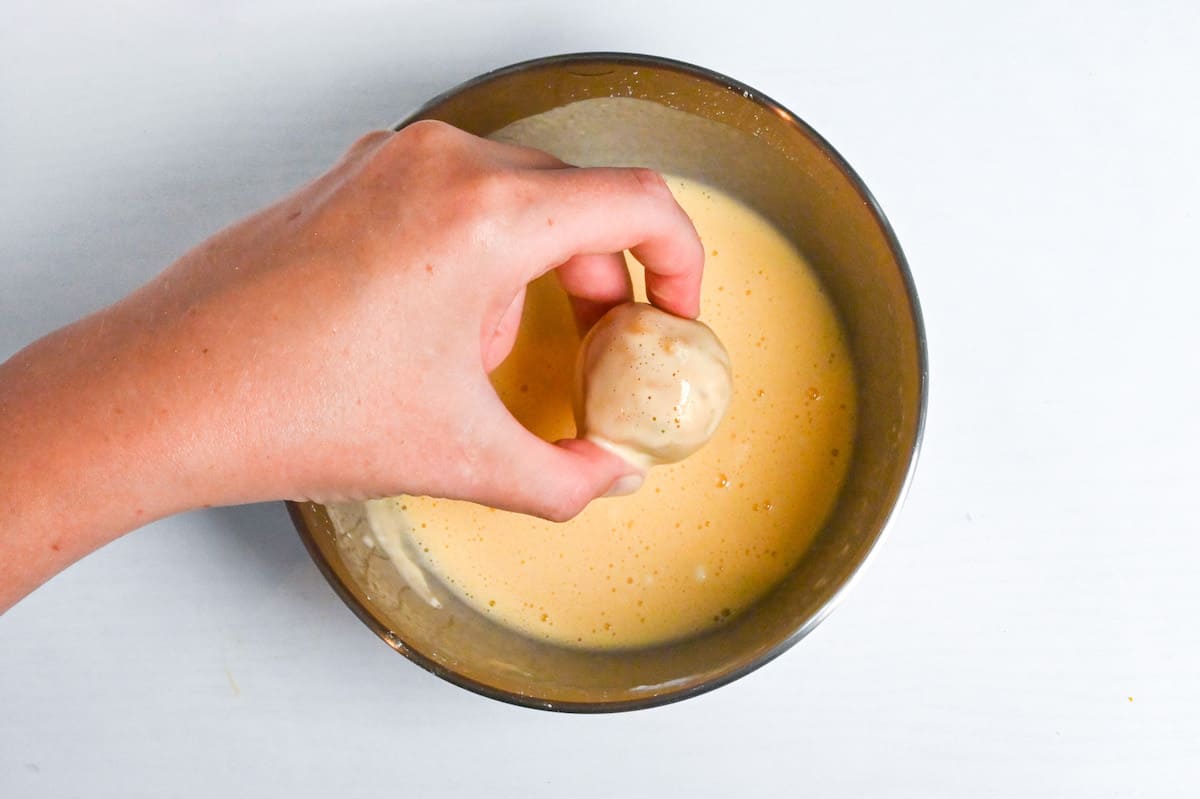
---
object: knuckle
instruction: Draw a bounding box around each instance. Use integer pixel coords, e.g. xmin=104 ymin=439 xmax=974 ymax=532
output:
xmin=629 ymin=167 xmax=671 ymax=198
xmin=455 ymin=170 xmax=534 ymax=241
xmin=351 ymin=129 xmax=392 ymax=152
xmin=539 ymin=498 xmax=584 ymax=524
xmin=532 ymin=482 xmax=592 ymax=523
xmin=468 ymin=169 xmax=522 ymax=211
xmin=339 ymin=130 xmax=392 ymax=165
xmin=395 ymin=118 xmax=459 ymax=150
xmin=466 ymin=168 xmax=505 ymax=203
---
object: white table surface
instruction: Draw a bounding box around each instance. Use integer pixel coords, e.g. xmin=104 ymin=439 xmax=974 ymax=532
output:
xmin=3 ymin=1 xmax=1198 ymax=796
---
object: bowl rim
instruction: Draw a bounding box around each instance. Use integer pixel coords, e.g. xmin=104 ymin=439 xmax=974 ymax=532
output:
xmin=288 ymin=50 xmax=929 ymax=713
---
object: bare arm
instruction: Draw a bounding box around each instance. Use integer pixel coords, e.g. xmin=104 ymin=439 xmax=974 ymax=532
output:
xmin=0 ymin=121 xmax=704 ymax=611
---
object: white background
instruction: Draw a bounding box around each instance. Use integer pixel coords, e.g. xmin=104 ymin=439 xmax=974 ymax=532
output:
xmin=3 ymin=1 xmax=1198 ymax=796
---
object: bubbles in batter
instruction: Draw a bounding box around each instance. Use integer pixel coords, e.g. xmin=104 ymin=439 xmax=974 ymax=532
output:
xmin=331 ymin=171 xmax=858 ymax=651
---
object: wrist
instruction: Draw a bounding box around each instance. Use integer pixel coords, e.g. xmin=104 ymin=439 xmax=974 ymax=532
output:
xmin=0 ymin=302 xmax=204 ymax=607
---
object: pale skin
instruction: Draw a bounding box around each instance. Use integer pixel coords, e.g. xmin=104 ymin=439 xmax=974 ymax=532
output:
xmin=0 ymin=121 xmax=704 ymax=612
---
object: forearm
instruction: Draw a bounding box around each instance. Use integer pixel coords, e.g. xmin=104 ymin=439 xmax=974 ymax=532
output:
xmin=0 ymin=303 xmax=200 ymax=611
xmin=0 ymin=125 xmax=704 ymax=611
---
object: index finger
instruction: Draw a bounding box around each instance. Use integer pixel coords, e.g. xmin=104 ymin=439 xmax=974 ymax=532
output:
xmin=521 ymin=167 xmax=705 ymax=319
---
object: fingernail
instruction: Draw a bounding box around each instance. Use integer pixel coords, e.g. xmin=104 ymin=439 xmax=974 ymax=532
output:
xmin=604 ymin=473 xmax=644 ymax=498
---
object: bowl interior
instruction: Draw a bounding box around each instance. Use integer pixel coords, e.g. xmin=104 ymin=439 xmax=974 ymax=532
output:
xmin=289 ymin=55 xmax=925 ymax=711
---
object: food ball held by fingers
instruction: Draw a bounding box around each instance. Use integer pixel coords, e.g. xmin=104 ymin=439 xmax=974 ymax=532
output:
xmin=574 ymin=302 xmax=733 ymax=474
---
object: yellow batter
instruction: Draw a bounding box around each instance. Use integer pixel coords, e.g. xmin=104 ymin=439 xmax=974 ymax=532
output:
xmin=364 ymin=177 xmax=856 ymax=650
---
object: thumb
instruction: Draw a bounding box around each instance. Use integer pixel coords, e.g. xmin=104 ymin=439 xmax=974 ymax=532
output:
xmin=475 ymin=416 xmax=644 ymax=522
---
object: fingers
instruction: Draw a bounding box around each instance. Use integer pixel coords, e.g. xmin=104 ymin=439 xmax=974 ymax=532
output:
xmin=519 ymin=167 xmax=705 ymax=319
xmin=471 ymin=406 xmax=643 ymax=522
xmin=555 ymin=251 xmax=633 ymax=333
xmin=484 ymin=285 xmax=525 ymax=372
xmin=357 ymin=125 xmax=700 ymax=322
xmin=334 ymin=129 xmax=395 ymax=172
xmin=397 ymin=119 xmax=572 ymax=170
xmin=480 ymin=134 xmax=572 ymax=170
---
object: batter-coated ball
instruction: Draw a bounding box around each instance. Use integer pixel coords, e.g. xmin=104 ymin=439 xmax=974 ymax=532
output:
xmin=574 ymin=302 xmax=733 ymax=470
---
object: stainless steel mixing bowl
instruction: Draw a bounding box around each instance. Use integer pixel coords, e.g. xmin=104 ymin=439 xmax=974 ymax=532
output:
xmin=288 ymin=52 xmax=927 ymax=712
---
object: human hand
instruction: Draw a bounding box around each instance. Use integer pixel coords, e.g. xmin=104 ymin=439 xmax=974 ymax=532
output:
xmin=153 ymin=121 xmax=702 ymax=518
xmin=3 ymin=117 xmax=703 ymax=552
xmin=0 ymin=121 xmax=704 ymax=607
